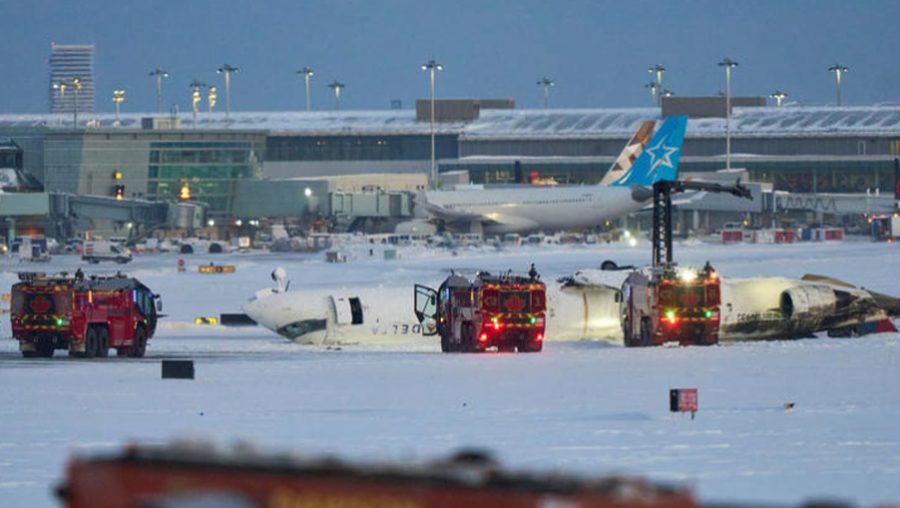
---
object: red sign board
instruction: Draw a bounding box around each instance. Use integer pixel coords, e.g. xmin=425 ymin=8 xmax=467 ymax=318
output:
xmin=670 ymin=388 xmax=698 ymax=413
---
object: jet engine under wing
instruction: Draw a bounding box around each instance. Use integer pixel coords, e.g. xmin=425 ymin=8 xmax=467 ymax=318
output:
xmin=720 ymin=276 xmax=897 ymax=341
xmin=801 ymin=274 xmax=900 ymax=316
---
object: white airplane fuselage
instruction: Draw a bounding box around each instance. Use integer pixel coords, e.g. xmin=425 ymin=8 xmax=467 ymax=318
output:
xmin=242 ymin=281 xmax=622 ymax=345
xmin=423 ymin=185 xmax=643 ymax=234
xmin=243 ymin=271 xmax=895 ymax=346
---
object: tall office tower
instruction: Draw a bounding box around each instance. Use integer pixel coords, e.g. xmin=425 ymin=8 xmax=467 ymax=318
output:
xmin=48 ymin=43 xmax=95 ymax=114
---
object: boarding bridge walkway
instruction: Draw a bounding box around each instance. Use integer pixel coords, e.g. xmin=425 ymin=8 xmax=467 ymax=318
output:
xmin=770 ymin=192 xmax=897 ymax=215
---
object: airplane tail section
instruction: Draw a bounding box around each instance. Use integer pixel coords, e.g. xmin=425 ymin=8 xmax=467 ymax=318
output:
xmin=608 ymin=115 xmax=688 ymax=187
xmin=599 ymin=121 xmax=655 ymax=186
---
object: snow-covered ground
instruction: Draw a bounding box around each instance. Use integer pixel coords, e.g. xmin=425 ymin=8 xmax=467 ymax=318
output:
xmin=1 ymin=239 xmax=898 ymax=507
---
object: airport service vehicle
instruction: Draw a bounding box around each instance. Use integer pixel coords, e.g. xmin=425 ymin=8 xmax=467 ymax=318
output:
xmin=57 ymin=442 xmax=696 ymax=508
xmin=11 ymin=272 xmax=160 ymax=358
xmin=81 ymin=240 xmax=132 ymax=264
xmin=620 ymin=179 xmax=749 ymax=347
xmin=622 ymin=263 xmax=721 ymax=346
xmin=414 ymin=270 xmax=547 ymax=352
xmin=869 ymin=213 xmax=900 ymax=241
xmin=11 ymin=236 xmax=51 ymax=262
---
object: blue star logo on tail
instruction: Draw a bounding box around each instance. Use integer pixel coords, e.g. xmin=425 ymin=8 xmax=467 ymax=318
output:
xmin=645 ymin=136 xmax=679 ymax=175
xmin=610 ymin=115 xmax=687 ymax=187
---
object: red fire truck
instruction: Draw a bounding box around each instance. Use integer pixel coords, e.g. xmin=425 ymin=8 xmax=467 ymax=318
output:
xmin=621 ymin=263 xmax=720 ymax=347
xmin=415 ymin=270 xmax=546 ymax=352
xmin=618 ymin=179 xmax=748 ymax=347
xmin=11 ymin=272 xmax=160 ymax=358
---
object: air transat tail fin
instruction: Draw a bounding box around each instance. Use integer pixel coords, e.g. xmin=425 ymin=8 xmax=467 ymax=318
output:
xmin=599 ymin=121 xmax=655 ymax=186
xmin=608 ymin=115 xmax=688 ymax=187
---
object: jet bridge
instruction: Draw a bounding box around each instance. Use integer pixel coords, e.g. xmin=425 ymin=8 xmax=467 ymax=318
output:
xmin=1 ymin=192 xmax=206 ymax=241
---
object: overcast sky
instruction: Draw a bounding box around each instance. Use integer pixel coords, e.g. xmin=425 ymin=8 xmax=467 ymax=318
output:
xmin=1 ymin=0 xmax=898 ymax=114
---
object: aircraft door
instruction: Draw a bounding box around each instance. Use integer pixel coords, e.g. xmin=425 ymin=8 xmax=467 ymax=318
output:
xmin=331 ymin=296 xmax=364 ymax=326
xmin=414 ymin=284 xmax=439 ymax=336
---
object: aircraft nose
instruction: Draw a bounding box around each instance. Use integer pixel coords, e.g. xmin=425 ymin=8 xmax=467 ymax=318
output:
xmin=242 ymin=298 xmax=274 ymax=331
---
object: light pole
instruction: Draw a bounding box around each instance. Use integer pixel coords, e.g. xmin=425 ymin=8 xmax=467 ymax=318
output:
xmin=207 ymin=86 xmax=217 ymax=113
xmin=298 ymin=66 xmax=314 ymax=111
xmin=644 ymin=81 xmax=658 ymax=105
xmin=769 ymin=90 xmax=787 ymax=107
xmin=112 ymin=89 xmax=125 ymax=124
xmin=537 ymin=76 xmax=554 ymax=108
xmin=421 ymin=59 xmax=443 ymax=189
xmin=718 ymin=57 xmax=738 ymax=170
xmin=217 ymin=64 xmax=239 ymax=122
xmin=648 ymin=64 xmax=665 ymax=106
xmin=52 ymin=81 xmax=67 ymax=125
xmin=71 ymin=77 xmax=82 ymax=127
xmin=149 ymin=68 xmax=169 ymax=113
xmin=828 ymin=63 xmax=848 ymax=106
xmin=190 ymin=80 xmax=205 ymax=128
xmin=328 ymin=80 xmax=345 ymax=110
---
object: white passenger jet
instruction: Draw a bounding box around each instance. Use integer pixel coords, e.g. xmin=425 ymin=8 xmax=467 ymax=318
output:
xmin=402 ymin=116 xmax=687 ymax=235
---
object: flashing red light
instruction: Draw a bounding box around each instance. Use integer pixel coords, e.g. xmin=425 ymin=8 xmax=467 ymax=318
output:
xmin=479 ymin=333 xmax=488 ymax=342
xmin=493 ymin=320 xmax=501 ymax=331
xmin=536 ymin=333 xmax=543 ymax=342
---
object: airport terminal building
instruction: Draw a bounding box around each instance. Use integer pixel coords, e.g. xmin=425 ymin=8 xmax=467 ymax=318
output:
xmin=0 ymin=98 xmax=898 ymax=236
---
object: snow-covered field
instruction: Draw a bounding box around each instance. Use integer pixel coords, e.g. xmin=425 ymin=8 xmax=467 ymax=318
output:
xmin=1 ymin=239 xmax=899 ymax=507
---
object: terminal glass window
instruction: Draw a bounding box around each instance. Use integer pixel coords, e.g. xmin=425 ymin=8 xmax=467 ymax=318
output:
xmin=146 ymin=141 xmax=259 ymax=217
xmin=266 ymin=134 xmax=458 ymax=161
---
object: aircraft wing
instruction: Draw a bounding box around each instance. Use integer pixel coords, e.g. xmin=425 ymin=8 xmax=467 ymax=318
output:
xmin=419 ymin=197 xmax=539 ymax=231
xmin=721 ymin=275 xmax=898 ymax=341
xmin=635 ymin=189 xmax=707 ymax=209
xmin=417 ymin=199 xmax=483 ymax=222
xmin=801 ymin=274 xmax=900 ymax=316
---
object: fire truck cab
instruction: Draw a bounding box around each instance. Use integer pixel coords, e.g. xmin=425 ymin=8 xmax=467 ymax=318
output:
xmin=11 ymin=272 xmax=160 ymax=358
xmin=415 ymin=270 xmax=546 ymax=353
xmin=621 ymin=263 xmax=721 ymax=347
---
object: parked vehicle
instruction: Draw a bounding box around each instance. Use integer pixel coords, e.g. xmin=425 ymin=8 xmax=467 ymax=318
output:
xmin=82 ymin=241 xmax=132 ymax=264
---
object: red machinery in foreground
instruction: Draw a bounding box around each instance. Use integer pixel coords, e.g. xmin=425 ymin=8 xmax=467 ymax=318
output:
xmin=57 ymin=442 xmax=696 ymax=508
xmin=11 ymin=272 xmax=160 ymax=358
xmin=415 ymin=270 xmax=546 ymax=352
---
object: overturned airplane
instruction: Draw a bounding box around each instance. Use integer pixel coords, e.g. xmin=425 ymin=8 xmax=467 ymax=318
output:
xmin=241 ymin=266 xmax=899 ymax=346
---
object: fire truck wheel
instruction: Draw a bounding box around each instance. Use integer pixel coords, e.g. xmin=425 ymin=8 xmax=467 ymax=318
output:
xmin=520 ymin=341 xmax=542 ymax=353
xmin=83 ymin=328 xmax=98 ymax=359
xmin=639 ymin=318 xmax=652 ymax=347
xmin=96 ymin=328 xmax=110 ymax=358
xmin=21 ymin=351 xmax=40 ymax=358
xmin=698 ymin=334 xmax=719 ymax=346
xmin=461 ymin=323 xmax=474 ymax=352
xmin=130 ymin=327 xmax=147 ymax=358
xmin=440 ymin=334 xmax=450 ymax=353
